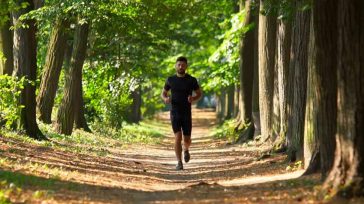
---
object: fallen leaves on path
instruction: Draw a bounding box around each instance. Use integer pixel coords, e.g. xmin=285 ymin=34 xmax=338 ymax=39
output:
xmin=0 ymin=109 xmax=327 ymax=203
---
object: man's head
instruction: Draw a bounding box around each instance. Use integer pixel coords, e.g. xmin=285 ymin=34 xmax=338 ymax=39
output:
xmin=175 ymin=56 xmax=188 ymax=76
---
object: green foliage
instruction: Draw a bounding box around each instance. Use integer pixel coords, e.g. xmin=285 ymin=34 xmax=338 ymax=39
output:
xmin=211 ymin=119 xmax=239 ymax=142
xmin=116 ymin=121 xmax=165 ymax=144
xmin=0 ymin=75 xmax=25 ymax=129
xmin=83 ymin=62 xmax=133 ymax=128
xmin=91 ymin=120 xmax=166 ymax=145
xmin=286 ymin=161 xmax=303 ymax=171
xmin=204 ymin=10 xmax=247 ymax=92
xmin=0 ymin=180 xmax=20 ymax=204
xmin=0 ymin=0 xmax=28 ymax=26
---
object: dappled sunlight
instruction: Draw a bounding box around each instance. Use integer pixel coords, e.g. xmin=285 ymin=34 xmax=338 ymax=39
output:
xmin=0 ymin=109 xmax=324 ymax=203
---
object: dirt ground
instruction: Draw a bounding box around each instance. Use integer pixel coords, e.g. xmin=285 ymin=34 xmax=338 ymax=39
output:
xmin=0 ymin=109 xmax=328 ymax=203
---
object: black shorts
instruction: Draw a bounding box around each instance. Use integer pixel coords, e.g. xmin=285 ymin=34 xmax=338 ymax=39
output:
xmin=170 ymin=110 xmax=192 ymax=136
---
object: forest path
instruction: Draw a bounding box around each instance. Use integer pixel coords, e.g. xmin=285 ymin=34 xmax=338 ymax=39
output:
xmin=0 ymin=109 xmax=320 ymax=203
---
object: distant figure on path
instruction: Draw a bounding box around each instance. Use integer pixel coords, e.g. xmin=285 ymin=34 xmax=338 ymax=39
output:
xmin=161 ymin=56 xmax=202 ymax=170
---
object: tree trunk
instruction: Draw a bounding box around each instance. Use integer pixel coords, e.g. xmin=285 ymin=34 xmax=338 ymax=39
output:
xmin=272 ymin=42 xmax=280 ymax=142
xmin=287 ymin=2 xmax=311 ymax=162
xmin=324 ymin=0 xmax=364 ymax=197
xmin=128 ymin=87 xmax=142 ymax=123
xmin=74 ymin=66 xmax=91 ymax=132
xmin=258 ymin=0 xmax=277 ymax=142
xmin=275 ymin=14 xmax=292 ymax=150
xmin=37 ymin=19 xmax=69 ymax=123
xmin=0 ymin=14 xmax=13 ymax=75
xmin=56 ymin=22 xmax=89 ymax=135
xmin=12 ymin=0 xmax=44 ymax=140
xmin=252 ymin=13 xmax=260 ymax=137
xmin=303 ymin=15 xmax=320 ymax=175
xmin=216 ymin=92 xmax=226 ymax=123
xmin=225 ymin=85 xmax=234 ymax=120
xmin=237 ymin=0 xmax=256 ymax=141
xmin=312 ymin=0 xmax=337 ymax=179
xmin=233 ymin=84 xmax=240 ymax=118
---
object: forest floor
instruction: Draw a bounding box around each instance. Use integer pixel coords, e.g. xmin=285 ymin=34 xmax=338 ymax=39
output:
xmin=1 ymin=109 xmax=361 ymax=203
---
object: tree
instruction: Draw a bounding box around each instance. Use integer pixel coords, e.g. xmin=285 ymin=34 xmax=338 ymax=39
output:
xmin=312 ymin=0 xmax=337 ymax=179
xmin=235 ymin=0 xmax=257 ymax=143
xmin=37 ymin=19 xmax=69 ymax=123
xmin=258 ymin=0 xmax=277 ymax=142
xmin=12 ymin=0 xmax=44 ymax=140
xmin=56 ymin=21 xmax=89 ymax=135
xmin=303 ymin=14 xmax=320 ymax=174
xmin=74 ymin=63 xmax=91 ymax=132
xmin=0 ymin=13 xmax=13 ymax=75
xmin=127 ymin=87 xmax=142 ymax=123
xmin=324 ymin=0 xmax=364 ymax=197
xmin=286 ymin=1 xmax=310 ymax=162
xmin=274 ymin=1 xmax=292 ymax=150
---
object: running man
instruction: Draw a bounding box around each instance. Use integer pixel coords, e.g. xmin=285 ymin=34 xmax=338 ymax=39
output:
xmin=161 ymin=56 xmax=202 ymax=170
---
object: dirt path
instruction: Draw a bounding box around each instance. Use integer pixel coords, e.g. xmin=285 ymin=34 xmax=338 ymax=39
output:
xmin=0 ymin=109 xmax=321 ymax=203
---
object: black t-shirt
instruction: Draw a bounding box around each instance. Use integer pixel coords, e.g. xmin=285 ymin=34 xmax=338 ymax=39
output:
xmin=164 ymin=74 xmax=200 ymax=111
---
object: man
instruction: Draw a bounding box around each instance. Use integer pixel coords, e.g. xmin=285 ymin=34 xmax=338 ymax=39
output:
xmin=161 ymin=56 xmax=202 ymax=170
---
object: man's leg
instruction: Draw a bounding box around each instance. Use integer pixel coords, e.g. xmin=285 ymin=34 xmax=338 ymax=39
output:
xmin=183 ymin=135 xmax=191 ymax=151
xmin=183 ymin=135 xmax=191 ymax=163
xmin=174 ymin=131 xmax=184 ymax=170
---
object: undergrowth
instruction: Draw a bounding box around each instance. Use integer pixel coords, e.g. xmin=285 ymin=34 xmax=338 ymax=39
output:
xmin=1 ymin=119 xmax=168 ymax=157
xmin=210 ymin=119 xmax=240 ymax=142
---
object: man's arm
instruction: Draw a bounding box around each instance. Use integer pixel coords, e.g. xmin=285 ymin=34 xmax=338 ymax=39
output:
xmin=188 ymin=88 xmax=202 ymax=103
xmin=161 ymin=89 xmax=171 ymax=104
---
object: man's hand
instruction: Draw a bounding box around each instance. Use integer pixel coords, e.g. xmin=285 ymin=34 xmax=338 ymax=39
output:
xmin=188 ymin=89 xmax=202 ymax=103
xmin=161 ymin=89 xmax=171 ymax=104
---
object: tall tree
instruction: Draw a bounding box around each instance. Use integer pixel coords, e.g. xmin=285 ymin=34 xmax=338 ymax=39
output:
xmin=233 ymin=84 xmax=239 ymax=118
xmin=127 ymin=87 xmax=142 ymax=123
xmin=275 ymin=3 xmax=292 ymax=150
xmin=312 ymin=0 xmax=337 ymax=179
xmin=324 ymin=0 xmax=364 ymax=197
xmin=303 ymin=14 xmax=320 ymax=174
xmin=37 ymin=19 xmax=69 ymax=123
xmin=236 ymin=0 xmax=257 ymax=143
xmin=74 ymin=60 xmax=91 ymax=132
xmin=286 ymin=1 xmax=311 ymax=161
xmin=0 ymin=13 xmax=13 ymax=75
xmin=56 ymin=22 xmax=89 ymax=135
xmin=258 ymin=0 xmax=277 ymax=142
xmin=12 ymin=0 xmax=44 ymax=140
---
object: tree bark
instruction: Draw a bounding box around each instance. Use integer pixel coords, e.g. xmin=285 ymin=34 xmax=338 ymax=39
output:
xmin=303 ymin=15 xmax=320 ymax=175
xmin=272 ymin=43 xmax=280 ymax=142
xmin=258 ymin=0 xmax=277 ymax=142
xmin=233 ymin=84 xmax=240 ymax=118
xmin=324 ymin=0 xmax=364 ymax=197
xmin=127 ymin=87 xmax=142 ymax=123
xmin=275 ymin=14 xmax=292 ymax=149
xmin=225 ymin=85 xmax=234 ymax=120
xmin=252 ymin=13 xmax=260 ymax=137
xmin=37 ymin=19 xmax=69 ymax=123
xmin=74 ymin=65 xmax=91 ymax=132
xmin=287 ymin=1 xmax=311 ymax=162
xmin=12 ymin=0 xmax=44 ymax=140
xmin=56 ymin=22 xmax=89 ymax=135
xmin=0 ymin=14 xmax=13 ymax=75
xmin=312 ymin=0 xmax=337 ymax=179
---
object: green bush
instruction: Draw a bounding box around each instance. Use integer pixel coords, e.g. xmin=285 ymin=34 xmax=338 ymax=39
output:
xmin=211 ymin=119 xmax=239 ymax=142
xmin=0 ymin=75 xmax=25 ymax=129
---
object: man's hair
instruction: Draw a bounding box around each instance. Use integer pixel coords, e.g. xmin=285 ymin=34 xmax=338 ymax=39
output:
xmin=176 ymin=56 xmax=188 ymax=64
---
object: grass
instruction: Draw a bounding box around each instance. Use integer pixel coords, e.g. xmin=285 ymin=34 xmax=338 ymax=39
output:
xmin=0 ymin=169 xmax=83 ymax=203
xmin=0 ymin=118 xmax=169 ymax=203
xmin=1 ymin=118 xmax=167 ymax=157
xmin=210 ymin=119 xmax=240 ymax=142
